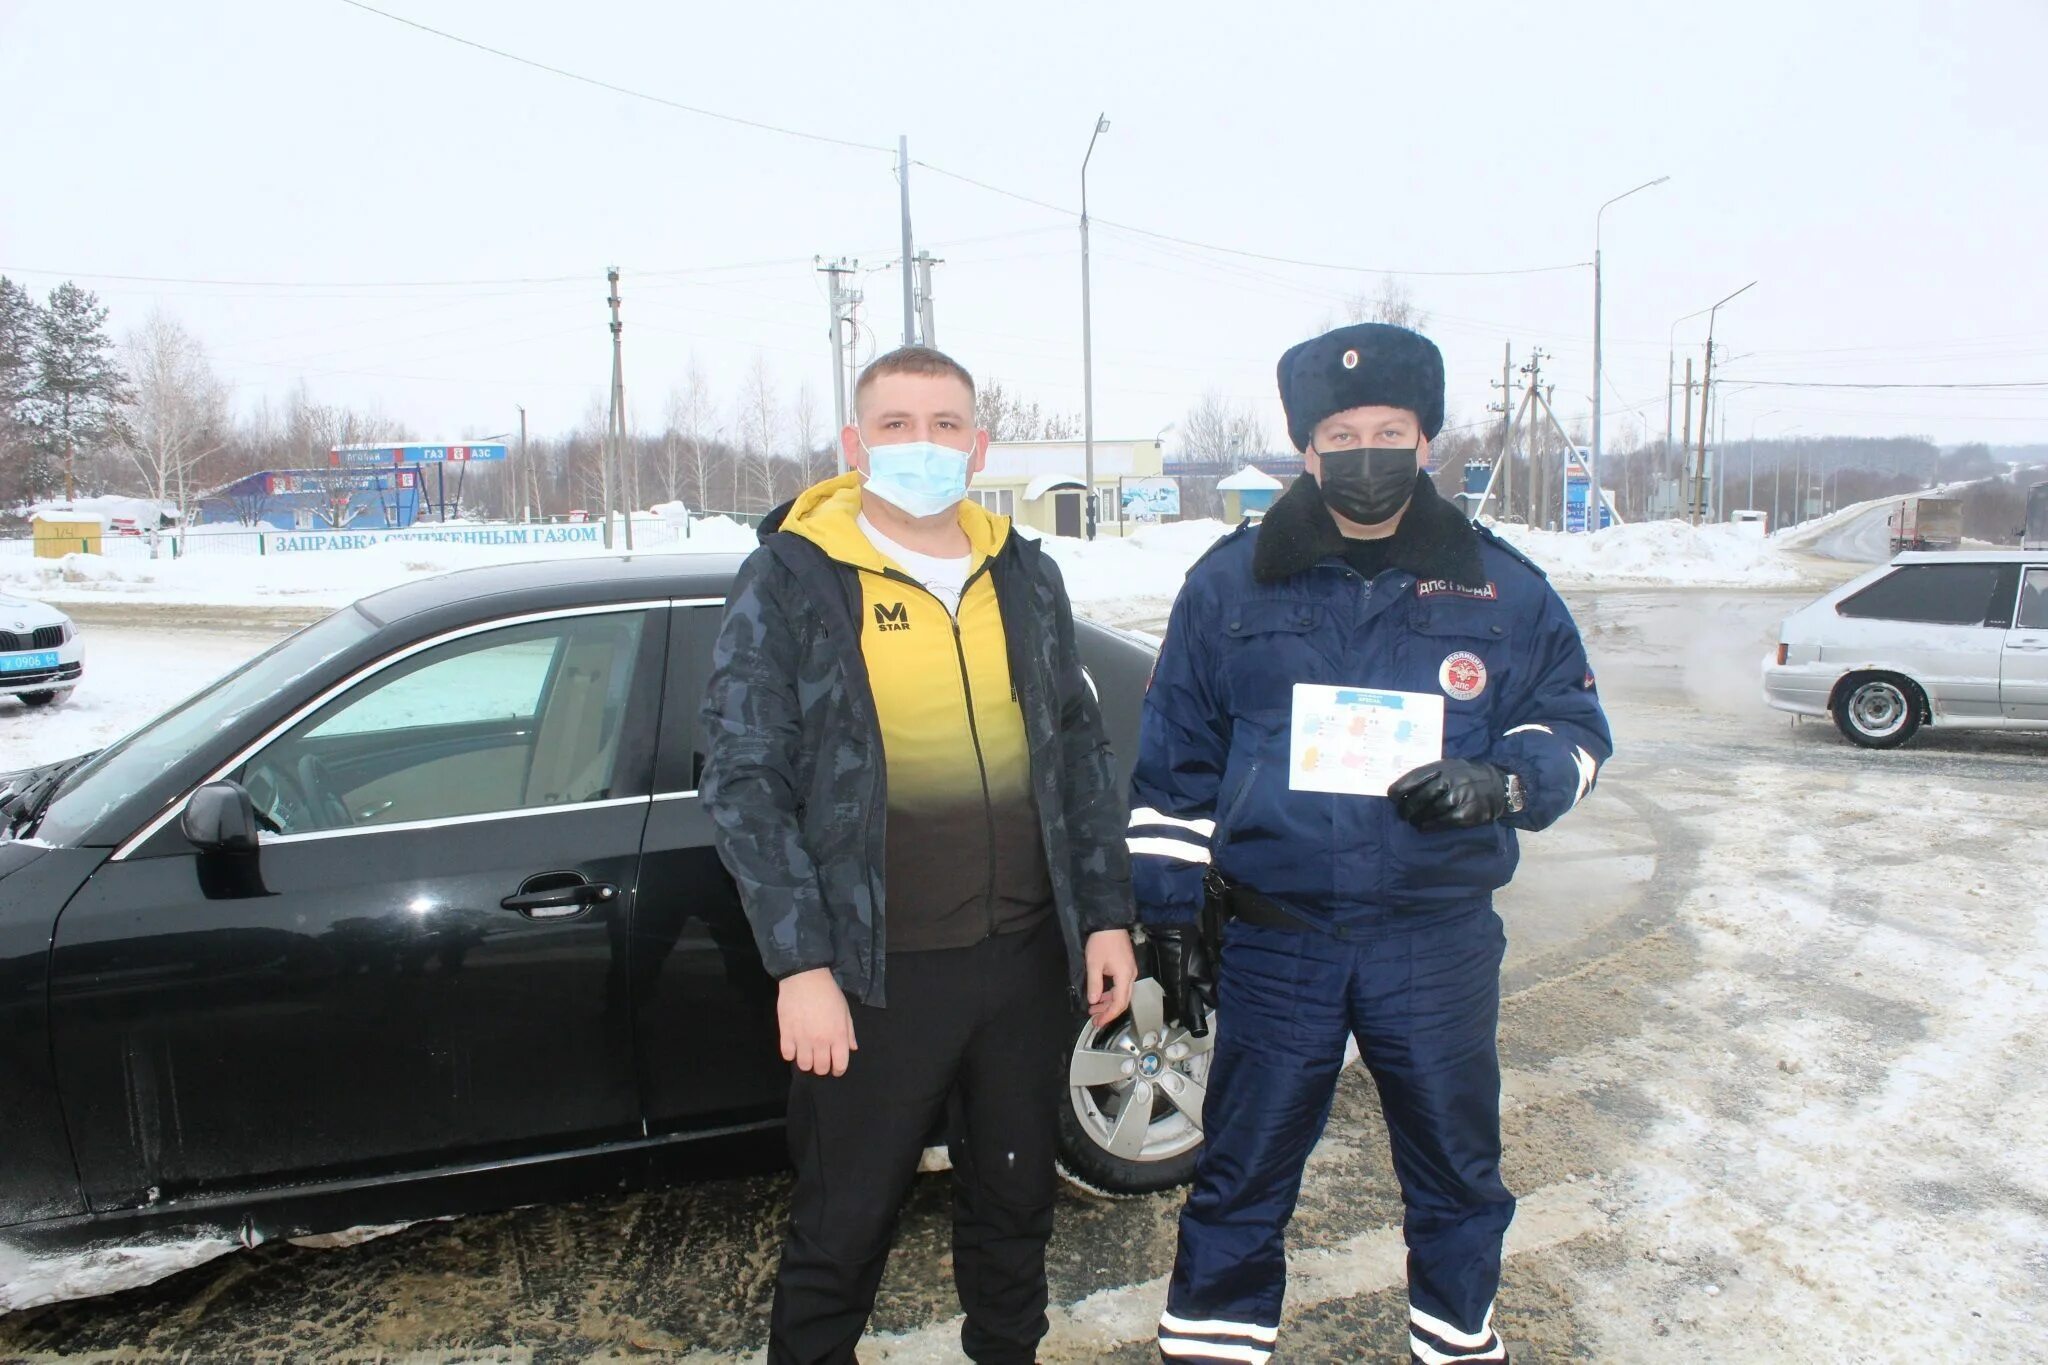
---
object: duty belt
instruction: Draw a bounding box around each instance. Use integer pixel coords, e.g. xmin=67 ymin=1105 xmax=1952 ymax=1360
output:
xmin=1206 ymin=869 xmax=1315 ymax=933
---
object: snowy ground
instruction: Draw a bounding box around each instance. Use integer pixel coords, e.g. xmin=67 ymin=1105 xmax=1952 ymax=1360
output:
xmin=4 ymin=590 xmax=2045 ymax=1361
xmin=0 ymin=512 xmax=1849 ymax=640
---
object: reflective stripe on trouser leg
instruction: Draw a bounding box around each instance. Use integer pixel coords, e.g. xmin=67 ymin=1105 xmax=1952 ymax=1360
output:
xmin=1409 ymin=1301 xmax=1506 ymax=1362
xmin=1158 ymin=1311 xmax=1276 ymax=1363
xmin=1353 ymin=906 xmax=1515 ymax=1352
xmin=1160 ymin=922 xmax=1353 ymax=1360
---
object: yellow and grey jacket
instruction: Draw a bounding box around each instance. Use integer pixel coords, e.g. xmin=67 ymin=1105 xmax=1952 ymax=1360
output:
xmin=700 ymin=474 xmax=1133 ymax=1003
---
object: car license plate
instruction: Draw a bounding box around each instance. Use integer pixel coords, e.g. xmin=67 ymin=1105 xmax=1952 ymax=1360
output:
xmin=0 ymin=650 xmax=60 ymax=673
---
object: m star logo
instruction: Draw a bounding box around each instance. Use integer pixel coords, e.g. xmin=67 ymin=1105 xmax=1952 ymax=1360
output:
xmin=872 ymin=601 xmax=912 ymax=633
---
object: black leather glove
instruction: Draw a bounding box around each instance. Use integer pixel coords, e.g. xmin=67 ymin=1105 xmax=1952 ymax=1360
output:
xmin=1146 ymin=926 xmax=1217 ymax=1037
xmin=1388 ymin=759 xmax=1510 ymax=832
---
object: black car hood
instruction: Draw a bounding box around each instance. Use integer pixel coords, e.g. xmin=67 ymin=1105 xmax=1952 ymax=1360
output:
xmin=0 ymin=837 xmax=48 ymax=880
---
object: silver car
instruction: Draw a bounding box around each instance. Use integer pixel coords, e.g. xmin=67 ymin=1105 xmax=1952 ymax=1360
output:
xmin=1763 ymin=550 xmax=2048 ymax=747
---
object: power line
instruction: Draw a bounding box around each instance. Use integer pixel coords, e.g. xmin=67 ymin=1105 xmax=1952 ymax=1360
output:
xmin=1728 ymin=379 xmax=2048 ymax=390
xmin=912 ymin=161 xmax=1589 ymax=278
xmin=326 ymin=4 xmax=1585 ymax=285
xmin=331 ymin=0 xmax=891 ymax=154
xmin=0 ymin=257 xmax=817 ymax=290
xmin=1092 ymin=220 xmax=1590 ymax=280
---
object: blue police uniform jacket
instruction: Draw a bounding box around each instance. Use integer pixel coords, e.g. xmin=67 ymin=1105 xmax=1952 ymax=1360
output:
xmin=1131 ymin=473 xmax=1614 ymax=928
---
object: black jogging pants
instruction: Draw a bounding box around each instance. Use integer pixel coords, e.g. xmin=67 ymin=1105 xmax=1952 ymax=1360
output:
xmin=768 ymin=914 xmax=1071 ymax=1365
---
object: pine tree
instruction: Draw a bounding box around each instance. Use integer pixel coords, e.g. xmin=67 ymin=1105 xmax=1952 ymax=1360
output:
xmin=0 ymin=277 xmax=48 ymax=507
xmin=29 ymin=281 xmax=131 ymax=500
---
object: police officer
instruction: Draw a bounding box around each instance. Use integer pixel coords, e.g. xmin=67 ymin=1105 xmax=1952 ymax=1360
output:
xmin=1131 ymin=323 xmax=1613 ymax=1364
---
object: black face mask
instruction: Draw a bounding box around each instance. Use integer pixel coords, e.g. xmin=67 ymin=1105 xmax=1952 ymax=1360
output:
xmin=1314 ymin=446 xmax=1418 ymax=526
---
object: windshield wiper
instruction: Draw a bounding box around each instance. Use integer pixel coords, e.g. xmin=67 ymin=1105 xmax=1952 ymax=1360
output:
xmin=1 ymin=753 xmax=99 ymax=839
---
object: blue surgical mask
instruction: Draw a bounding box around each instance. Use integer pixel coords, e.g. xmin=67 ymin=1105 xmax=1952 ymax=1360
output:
xmin=858 ymin=439 xmax=972 ymax=518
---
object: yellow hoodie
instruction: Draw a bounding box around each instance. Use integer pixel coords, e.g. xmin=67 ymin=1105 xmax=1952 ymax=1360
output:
xmin=781 ymin=474 xmax=1052 ymax=950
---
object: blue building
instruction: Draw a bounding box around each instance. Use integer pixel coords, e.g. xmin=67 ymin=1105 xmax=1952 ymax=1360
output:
xmin=196 ymin=467 xmax=424 ymax=531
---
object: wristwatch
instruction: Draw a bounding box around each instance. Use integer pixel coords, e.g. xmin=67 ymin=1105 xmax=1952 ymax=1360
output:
xmin=1501 ymin=771 xmax=1527 ymax=816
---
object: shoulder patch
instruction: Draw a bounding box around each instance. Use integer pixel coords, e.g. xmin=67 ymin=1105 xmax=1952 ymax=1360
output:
xmin=1415 ymin=578 xmax=1499 ymax=601
xmin=1471 ymin=523 xmax=1549 ymax=580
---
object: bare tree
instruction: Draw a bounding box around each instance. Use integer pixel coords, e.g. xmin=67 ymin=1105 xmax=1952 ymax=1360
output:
xmin=976 ymin=377 xmax=1082 ymax=441
xmin=790 ymin=381 xmax=831 ymax=488
xmin=120 ymin=311 xmax=229 ymax=530
xmin=1177 ymin=390 xmax=1271 ymax=519
xmin=1320 ymin=277 xmax=1431 ymax=335
xmin=737 ymin=357 xmax=780 ymax=513
xmin=665 ymin=356 xmax=724 ymax=513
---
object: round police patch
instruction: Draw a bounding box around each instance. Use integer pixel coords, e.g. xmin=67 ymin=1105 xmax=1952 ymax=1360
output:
xmin=1342 ymin=348 xmax=1360 ymax=369
xmin=1439 ymin=650 xmax=1487 ymax=701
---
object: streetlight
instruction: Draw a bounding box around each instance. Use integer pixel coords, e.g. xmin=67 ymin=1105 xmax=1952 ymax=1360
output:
xmin=1080 ymin=112 xmax=1110 ymax=541
xmin=1693 ymin=280 xmax=1757 ymax=524
xmin=1746 ymin=408 xmax=1782 ymax=513
xmin=1591 ymin=175 xmax=1668 ymax=533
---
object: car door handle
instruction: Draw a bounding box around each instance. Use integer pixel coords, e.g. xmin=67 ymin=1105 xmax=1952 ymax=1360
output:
xmin=500 ymin=880 xmax=618 ymax=919
xmin=2009 ymin=640 xmax=2048 ymax=652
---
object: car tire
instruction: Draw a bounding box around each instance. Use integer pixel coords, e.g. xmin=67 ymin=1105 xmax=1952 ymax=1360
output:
xmin=16 ymin=690 xmax=61 ymax=708
xmin=1055 ymin=977 xmax=1212 ymax=1198
xmin=1832 ymin=672 xmax=1922 ymax=748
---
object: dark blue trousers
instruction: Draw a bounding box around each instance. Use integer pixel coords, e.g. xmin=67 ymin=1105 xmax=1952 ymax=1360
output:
xmin=1158 ymin=907 xmax=1513 ymax=1364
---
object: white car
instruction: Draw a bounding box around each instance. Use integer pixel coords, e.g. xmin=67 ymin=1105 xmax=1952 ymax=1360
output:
xmin=0 ymin=595 xmax=82 ymax=708
xmin=1763 ymin=550 xmax=2048 ymax=747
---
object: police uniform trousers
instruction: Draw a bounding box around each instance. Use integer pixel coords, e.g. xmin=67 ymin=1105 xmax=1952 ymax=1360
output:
xmin=1158 ymin=904 xmax=1514 ymax=1365
xmin=769 ymin=914 xmax=1070 ymax=1365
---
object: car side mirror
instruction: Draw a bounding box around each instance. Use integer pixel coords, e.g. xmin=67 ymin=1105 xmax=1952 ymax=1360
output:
xmin=182 ymin=781 xmax=260 ymax=854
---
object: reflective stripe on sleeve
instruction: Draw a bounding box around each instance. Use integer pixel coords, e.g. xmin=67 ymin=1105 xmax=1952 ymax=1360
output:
xmin=1130 ymin=806 xmax=1218 ymax=837
xmin=1128 ymin=835 xmax=1212 ymax=864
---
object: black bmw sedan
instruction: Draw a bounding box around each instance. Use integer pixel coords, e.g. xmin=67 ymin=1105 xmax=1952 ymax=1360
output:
xmin=0 ymin=554 xmax=1212 ymax=1287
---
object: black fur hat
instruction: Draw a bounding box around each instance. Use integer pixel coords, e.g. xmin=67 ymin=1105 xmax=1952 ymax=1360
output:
xmin=1277 ymin=322 xmax=1446 ymax=451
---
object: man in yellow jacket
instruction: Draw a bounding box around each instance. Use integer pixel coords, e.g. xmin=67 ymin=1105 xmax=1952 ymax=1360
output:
xmin=701 ymin=346 xmax=1139 ymax=1364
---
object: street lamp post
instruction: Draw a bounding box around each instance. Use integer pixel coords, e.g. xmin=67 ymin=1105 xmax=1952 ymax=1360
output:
xmin=1745 ymin=409 xmax=1793 ymax=515
xmin=1080 ymin=112 xmax=1110 ymax=542
xmin=1591 ymin=176 xmax=1668 ymax=533
xmin=1694 ymin=281 xmax=1757 ymax=524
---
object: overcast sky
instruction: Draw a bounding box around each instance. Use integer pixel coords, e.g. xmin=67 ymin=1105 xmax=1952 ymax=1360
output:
xmin=4 ymin=0 xmax=2044 ymax=453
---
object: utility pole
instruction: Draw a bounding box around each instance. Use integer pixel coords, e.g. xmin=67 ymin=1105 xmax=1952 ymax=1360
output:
xmin=1696 ymin=339 xmax=1715 ymax=526
xmin=818 ymin=257 xmax=862 ymax=464
xmin=1682 ymin=357 xmax=1696 ymax=524
xmin=1522 ymin=350 xmax=1551 ymax=527
xmin=1490 ymin=344 xmax=1514 ymax=517
xmin=897 ymin=136 xmax=916 ymax=347
xmin=1664 ymin=349 xmax=1675 ymax=484
xmin=517 ymin=404 xmax=529 ymax=522
xmin=1080 ymin=112 xmax=1110 ymax=541
xmin=606 ymin=266 xmax=633 ymax=552
xmin=914 ymin=251 xmax=941 ymax=348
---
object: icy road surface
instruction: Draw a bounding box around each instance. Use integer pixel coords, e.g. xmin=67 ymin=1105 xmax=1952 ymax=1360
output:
xmin=3 ymin=593 xmax=2045 ymax=1363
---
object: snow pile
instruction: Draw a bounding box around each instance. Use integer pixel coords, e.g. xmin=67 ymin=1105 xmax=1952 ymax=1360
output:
xmin=1036 ymin=520 xmax=1232 ymax=625
xmin=24 ymin=495 xmax=177 ymax=529
xmin=0 ymin=510 xmax=1817 ymax=621
xmin=0 ymin=1232 xmax=242 ymax=1314
xmin=1489 ymin=520 xmax=1809 ymax=589
xmin=0 ymin=517 xmax=763 ymax=610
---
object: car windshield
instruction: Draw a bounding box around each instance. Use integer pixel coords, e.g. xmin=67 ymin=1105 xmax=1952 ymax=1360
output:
xmin=28 ymin=607 xmax=379 ymax=847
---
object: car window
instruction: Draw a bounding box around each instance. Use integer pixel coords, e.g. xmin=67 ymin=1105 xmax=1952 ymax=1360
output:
xmin=244 ymin=611 xmax=647 ymax=836
xmin=1836 ymin=564 xmax=2006 ymax=626
xmin=309 ymin=634 xmax=556 ymax=736
xmin=672 ymin=604 xmax=725 ymax=791
xmin=2019 ymin=569 xmax=2048 ymax=631
xmin=32 ymin=607 xmax=379 ymax=846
